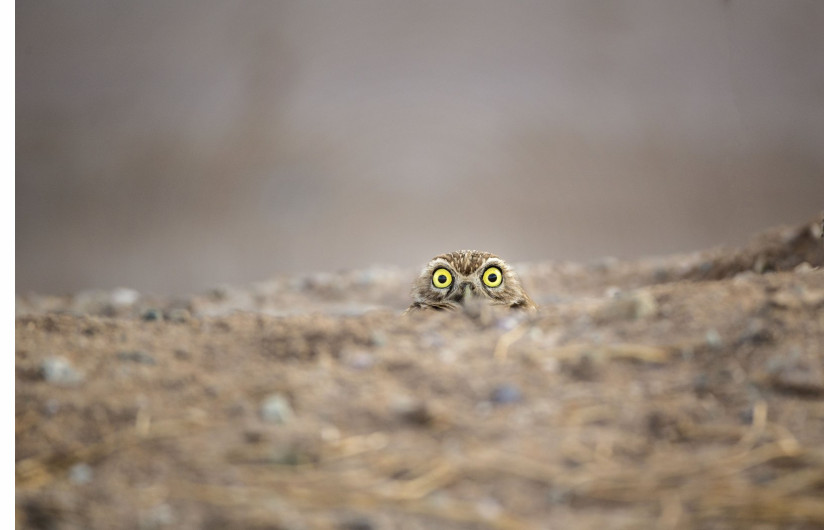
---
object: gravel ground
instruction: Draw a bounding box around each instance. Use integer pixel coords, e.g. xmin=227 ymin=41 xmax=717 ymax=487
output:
xmin=16 ymin=216 xmax=823 ymax=530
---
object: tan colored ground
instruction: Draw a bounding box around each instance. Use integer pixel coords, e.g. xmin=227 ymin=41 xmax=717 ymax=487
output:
xmin=16 ymin=216 xmax=823 ymax=530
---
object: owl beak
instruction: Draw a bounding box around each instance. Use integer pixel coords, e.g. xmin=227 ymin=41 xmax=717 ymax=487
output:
xmin=459 ymin=282 xmax=486 ymax=317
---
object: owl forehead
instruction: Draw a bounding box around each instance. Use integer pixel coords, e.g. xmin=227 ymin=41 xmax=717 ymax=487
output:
xmin=433 ymin=250 xmax=499 ymax=276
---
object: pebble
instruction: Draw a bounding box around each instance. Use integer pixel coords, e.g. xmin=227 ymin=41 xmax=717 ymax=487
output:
xmin=631 ymin=291 xmax=659 ymax=319
xmin=705 ymin=329 xmax=723 ymax=349
xmin=117 ymin=350 xmax=157 ymax=365
xmin=390 ymin=395 xmax=433 ymax=425
xmin=260 ymin=394 xmax=295 ymax=424
xmin=733 ymin=270 xmax=759 ymax=283
xmin=605 ymin=286 xmax=622 ymax=298
xmin=68 ymin=463 xmax=93 ymax=484
xmin=165 ymin=308 xmax=191 ymax=323
xmin=370 ymin=331 xmax=387 ymax=347
xmin=41 ymin=357 xmax=84 ymax=386
xmin=490 ymin=384 xmax=522 ymax=405
xmin=739 ymin=408 xmax=754 ymax=424
xmin=344 ymin=350 xmax=375 ymax=370
xmin=738 ymin=320 xmax=773 ymax=345
xmin=111 ymin=287 xmax=140 ymax=307
xmin=692 ymin=374 xmax=710 ymax=394
xmin=141 ymin=308 xmax=163 ymax=321
xmin=698 ymin=261 xmax=714 ymax=274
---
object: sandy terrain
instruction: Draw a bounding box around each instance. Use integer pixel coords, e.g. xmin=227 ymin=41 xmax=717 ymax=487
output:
xmin=15 ymin=216 xmax=823 ymax=529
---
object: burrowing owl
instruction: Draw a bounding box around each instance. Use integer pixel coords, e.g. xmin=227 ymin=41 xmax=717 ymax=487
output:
xmin=407 ymin=250 xmax=536 ymax=312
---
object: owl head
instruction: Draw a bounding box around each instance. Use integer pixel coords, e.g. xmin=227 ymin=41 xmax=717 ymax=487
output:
xmin=407 ymin=250 xmax=535 ymax=312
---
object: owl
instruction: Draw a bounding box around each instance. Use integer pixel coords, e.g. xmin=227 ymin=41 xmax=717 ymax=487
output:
xmin=407 ymin=250 xmax=536 ymax=312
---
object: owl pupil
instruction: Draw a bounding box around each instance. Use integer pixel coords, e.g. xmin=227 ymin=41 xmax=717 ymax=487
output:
xmin=437 ymin=275 xmax=446 ymax=284
xmin=488 ymin=273 xmax=497 ymax=282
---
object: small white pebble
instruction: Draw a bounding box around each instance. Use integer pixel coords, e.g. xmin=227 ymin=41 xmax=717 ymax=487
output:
xmin=260 ymin=394 xmax=295 ymax=424
xmin=705 ymin=329 xmax=723 ymax=349
xmin=111 ymin=287 xmax=140 ymax=307
xmin=69 ymin=463 xmax=93 ymax=484
xmin=42 ymin=357 xmax=84 ymax=386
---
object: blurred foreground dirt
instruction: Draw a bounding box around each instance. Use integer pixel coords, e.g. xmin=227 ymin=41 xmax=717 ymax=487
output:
xmin=16 ymin=216 xmax=823 ymax=529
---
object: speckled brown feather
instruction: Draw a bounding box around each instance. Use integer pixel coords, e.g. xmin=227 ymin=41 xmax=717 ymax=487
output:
xmin=432 ymin=250 xmax=496 ymax=276
xmin=407 ymin=250 xmax=536 ymax=313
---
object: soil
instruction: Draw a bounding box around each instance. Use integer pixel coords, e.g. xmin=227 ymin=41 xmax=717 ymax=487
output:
xmin=15 ymin=216 xmax=824 ymax=530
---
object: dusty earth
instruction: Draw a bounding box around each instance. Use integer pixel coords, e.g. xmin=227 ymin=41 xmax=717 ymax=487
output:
xmin=16 ymin=216 xmax=823 ymax=530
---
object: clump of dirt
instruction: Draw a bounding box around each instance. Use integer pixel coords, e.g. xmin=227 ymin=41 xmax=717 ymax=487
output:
xmin=16 ymin=216 xmax=823 ymax=529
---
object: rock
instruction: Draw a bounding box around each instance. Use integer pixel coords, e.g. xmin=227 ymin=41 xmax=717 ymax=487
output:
xmin=496 ymin=313 xmax=526 ymax=331
xmin=738 ymin=320 xmax=773 ymax=345
xmin=810 ymin=219 xmax=824 ymax=239
xmin=490 ymin=384 xmax=522 ymax=405
xmin=260 ymin=394 xmax=295 ymax=424
xmin=631 ymin=291 xmax=659 ymax=319
xmin=68 ymin=463 xmax=93 ymax=484
xmin=165 ymin=308 xmax=191 ymax=323
xmin=390 ymin=395 xmax=433 ymax=425
xmin=370 ymin=331 xmax=387 ymax=347
xmin=564 ymin=353 xmax=599 ymax=381
xmin=111 ymin=287 xmax=140 ymax=307
xmin=705 ymin=329 xmax=723 ymax=349
xmin=343 ymin=350 xmax=375 ymax=370
xmin=764 ymin=352 xmax=822 ymax=397
xmin=116 ymin=350 xmax=157 ymax=365
xmin=41 ymin=357 xmax=84 ymax=386
xmin=141 ymin=308 xmax=163 ymax=321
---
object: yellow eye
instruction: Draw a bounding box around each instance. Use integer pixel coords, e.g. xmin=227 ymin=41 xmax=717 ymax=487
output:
xmin=431 ymin=268 xmax=453 ymax=289
xmin=482 ymin=266 xmax=503 ymax=287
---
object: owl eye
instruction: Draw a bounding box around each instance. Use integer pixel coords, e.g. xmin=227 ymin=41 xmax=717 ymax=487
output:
xmin=431 ymin=268 xmax=453 ymax=289
xmin=482 ymin=266 xmax=503 ymax=287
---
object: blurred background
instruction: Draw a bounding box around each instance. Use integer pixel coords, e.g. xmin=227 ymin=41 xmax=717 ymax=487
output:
xmin=16 ymin=1 xmax=822 ymax=295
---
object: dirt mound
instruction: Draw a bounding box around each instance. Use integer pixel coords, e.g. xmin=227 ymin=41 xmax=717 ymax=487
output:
xmin=16 ymin=217 xmax=823 ymax=529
